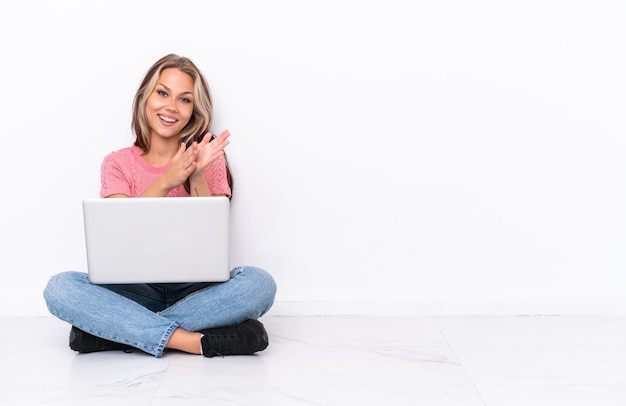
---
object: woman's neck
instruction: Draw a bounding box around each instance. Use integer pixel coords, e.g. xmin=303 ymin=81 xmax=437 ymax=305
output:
xmin=142 ymin=136 xmax=180 ymax=167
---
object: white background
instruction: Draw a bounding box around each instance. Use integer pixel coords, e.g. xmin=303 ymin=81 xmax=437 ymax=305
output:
xmin=1 ymin=0 xmax=625 ymax=316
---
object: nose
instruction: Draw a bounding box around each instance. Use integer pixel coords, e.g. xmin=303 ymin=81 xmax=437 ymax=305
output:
xmin=166 ymin=97 xmax=178 ymax=112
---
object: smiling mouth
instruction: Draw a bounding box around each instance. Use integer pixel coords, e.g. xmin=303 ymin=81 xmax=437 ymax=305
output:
xmin=158 ymin=114 xmax=177 ymax=123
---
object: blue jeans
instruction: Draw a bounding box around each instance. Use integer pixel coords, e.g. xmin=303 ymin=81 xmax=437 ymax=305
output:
xmin=43 ymin=266 xmax=276 ymax=358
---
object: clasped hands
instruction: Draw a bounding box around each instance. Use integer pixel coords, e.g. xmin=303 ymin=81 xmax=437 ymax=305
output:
xmin=164 ymin=130 xmax=231 ymax=190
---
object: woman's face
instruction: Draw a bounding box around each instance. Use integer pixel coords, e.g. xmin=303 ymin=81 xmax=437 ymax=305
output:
xmin=146 ymin=68 xmax=194 ymax=142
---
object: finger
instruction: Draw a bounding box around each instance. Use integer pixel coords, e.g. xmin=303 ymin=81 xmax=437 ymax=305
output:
xmin=183 ymin=141 xmax=198 ymax=157
xmin=213 ymin=131 xmax=230 ymax=149
xmin=182 ymin=162 xmax=197 ymax=178
xmin=218 ymin=138 xmax=230 ymax=151
xmin=187 ymin=161 xmax=197 ymax=174
xmin=172 ymin=142 xmax=186 ymax=161
xmin=200 ymin=132 xmax=212 ymax=146
xmin=185 ymin=149 xmax=198 ymax=167
xmin=209 ymin=130 xmax=229 ymax=143
xmin=217 ymin=130 xmax=230 ymax=144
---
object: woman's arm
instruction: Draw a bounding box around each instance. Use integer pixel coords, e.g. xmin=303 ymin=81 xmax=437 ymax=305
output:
xmin=140 ymin=142 xmax=200 ymax=197
xmin=188 ymin=130 xmax=231 ymax=197
xmin=189 ymin=172 xmax=211 ymax=197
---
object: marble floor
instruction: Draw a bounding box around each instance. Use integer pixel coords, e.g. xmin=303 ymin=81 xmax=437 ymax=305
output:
xmin=3 ymin=315 xmax=626 ymax=405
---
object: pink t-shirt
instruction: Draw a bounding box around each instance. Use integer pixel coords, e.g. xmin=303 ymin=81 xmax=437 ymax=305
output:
xmin=100 ymin=145 xmax=232 ymax=198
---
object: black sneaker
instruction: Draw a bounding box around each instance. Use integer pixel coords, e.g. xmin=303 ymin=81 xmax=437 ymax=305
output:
xmin=199 ymin=319 xmax=269 ymax=358
xmin=69 ymin=326 xmax=134 ymax=353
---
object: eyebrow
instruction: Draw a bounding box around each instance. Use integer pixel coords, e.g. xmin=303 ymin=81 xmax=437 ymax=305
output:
xmin=157 ymin=83 xmax=193 ymax=96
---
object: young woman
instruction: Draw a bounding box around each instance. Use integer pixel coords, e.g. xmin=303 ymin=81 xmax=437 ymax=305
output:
xmin=43 ymin=54 xmax=277 ymax=358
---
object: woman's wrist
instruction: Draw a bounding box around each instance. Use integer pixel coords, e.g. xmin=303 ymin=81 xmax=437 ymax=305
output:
xmin=189 ymin=173 xmax=211 ymax=196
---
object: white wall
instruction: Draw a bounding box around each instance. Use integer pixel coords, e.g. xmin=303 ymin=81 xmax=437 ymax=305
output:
xmin=1 ymin=0 xmax=625 ymax=316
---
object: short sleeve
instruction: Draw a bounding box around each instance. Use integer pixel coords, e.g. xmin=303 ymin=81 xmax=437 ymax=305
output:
xmin=100 ymin=153 xmax=132 ymax=198
xmin=204 ymin=154 xmax=232 ymax=198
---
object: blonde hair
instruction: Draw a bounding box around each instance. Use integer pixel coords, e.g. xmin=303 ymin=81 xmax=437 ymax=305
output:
xmin=131 ymin=54 xmax=233 ymax=194
xmin=132 ymin=54 xmax=213 ymax=151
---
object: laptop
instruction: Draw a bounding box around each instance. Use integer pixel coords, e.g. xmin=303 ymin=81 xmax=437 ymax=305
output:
xmin=83 ymin=196 xmax=231 ymax=284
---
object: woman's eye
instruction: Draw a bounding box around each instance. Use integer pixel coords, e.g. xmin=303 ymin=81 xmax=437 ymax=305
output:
xmin=181 ymin=98 xmax=191 ymax=104
xmin=157 ymin=90 xmax=167 ymax=96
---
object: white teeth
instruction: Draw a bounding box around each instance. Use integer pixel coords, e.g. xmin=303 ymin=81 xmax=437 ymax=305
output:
xmin=159 ymin=115 xmax=176 ymax=123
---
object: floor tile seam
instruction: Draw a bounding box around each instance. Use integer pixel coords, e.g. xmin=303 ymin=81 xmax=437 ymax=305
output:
xmin=432 ymin=318 xmax=489 ymax=406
